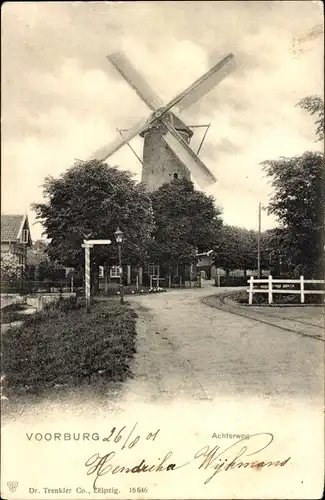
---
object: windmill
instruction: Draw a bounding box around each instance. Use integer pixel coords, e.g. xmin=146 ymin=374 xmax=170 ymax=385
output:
xmin=89 ymin=51 xmax=237 ymax=192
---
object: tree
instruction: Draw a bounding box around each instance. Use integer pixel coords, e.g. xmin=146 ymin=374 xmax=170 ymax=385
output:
xmin=262 ymin=151 xmax=324 ymax=278
xmin=148 ymin=178 xmax=222 ymax=273
xmin=26 ymin=239 xmax=67 ymax=282
xmin=297 ymin=95 xmax=324 ymax=141
xmin=262 ymin=228 xmax=292 ymax=277
xmin=27 ymin=239 xmax=49 ymax=266
xmin=261 ymin=96 xmax=324 ymax=278
xmin=32 ymin=161 xmax=154 ymax=275
xmin=213 ymin=225 xmax=264 ymax=275
xmin=1 ymin=252 xmax=21 ymax=282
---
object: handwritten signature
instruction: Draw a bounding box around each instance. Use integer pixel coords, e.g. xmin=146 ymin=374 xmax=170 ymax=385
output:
xmin=85 ymin=432 xmax=290 ymax=488
xmin=193 ymin=432 xmax=290 ymax=484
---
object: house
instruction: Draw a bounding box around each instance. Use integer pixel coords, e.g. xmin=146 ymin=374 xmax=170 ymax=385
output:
xmin=1 ymin=214 xmax=32 ymax=269
xmin=196 ymin=250 xmax=217 ymax=279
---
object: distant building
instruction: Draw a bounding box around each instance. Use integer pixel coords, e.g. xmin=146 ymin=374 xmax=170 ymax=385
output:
xmin=196 ymin=250 xmax=216 ymax=279
xmin=1 ymin=214 xmax=32 ymax=269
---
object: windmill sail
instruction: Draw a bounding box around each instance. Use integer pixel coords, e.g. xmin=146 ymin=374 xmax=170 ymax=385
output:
xmin=89 ymin=51 xmax=236 ymax=187
xmin=88 ymin=115 xmax=152 ymax=162
xmin=166 ymin=54 xmax=237 ymax=112
xmin=107 ymin=52 xmax=163 ymax=111
xmin=161 ymin=118 xmax=216 ymax=188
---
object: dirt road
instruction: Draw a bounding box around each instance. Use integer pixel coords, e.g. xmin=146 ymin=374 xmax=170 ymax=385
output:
xmin=2 ymin=284 xmax=323 ymax=420
xmin=2 ymin=284 xmax=323 ymax=500
xmin=121 ymin=283 xmax=323 ymax=406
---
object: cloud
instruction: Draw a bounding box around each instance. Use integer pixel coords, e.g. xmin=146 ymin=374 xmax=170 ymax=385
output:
xmin=2 ymin=1 xmax=323 ymax=239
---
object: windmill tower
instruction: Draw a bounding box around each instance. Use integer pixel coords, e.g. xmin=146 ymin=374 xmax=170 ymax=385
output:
xmin=140 ymin=112 xmax=193 ymax=191
xmin=89 ymin=51 xmax=237 ymax=191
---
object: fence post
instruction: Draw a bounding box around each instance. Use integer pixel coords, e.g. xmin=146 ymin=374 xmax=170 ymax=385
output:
xmin=71 ymin=276 xmax=74 ymax=293
xmin=104 ymin=268 xmax=109 ymax=293
xmin=150 ymin=275 xmax=152 ymax=288
xmin=300 ymin=275 xmax=305 ymax=304
xmin=38 ymin=294 xmax=43 ymax=311
xmin=248 ymin=276 xmax=254 ymax=305
xmin=268 ymin=275 xmax=273 ymax=304
xmin=136 ymin=275 xmax=139 ymax=292
xmin=127 ymin=265 xmax=131 ymax=285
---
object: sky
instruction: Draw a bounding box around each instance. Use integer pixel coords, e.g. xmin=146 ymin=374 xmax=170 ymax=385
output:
xmin=2 ymin=1 xmax=324 ymax=241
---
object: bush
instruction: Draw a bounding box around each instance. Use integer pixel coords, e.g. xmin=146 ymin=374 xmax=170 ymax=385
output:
xmin=1 ymin=301 xmax=138 ymax=395
xmin=43 ymin=295 xmax=85 ymax=312
xmin=234 ymin=291 xmax=323 ymax=305
xmin=1 ymin=303 xmax=28 ymax=324
xmin=216 ymin=276 xmax=253 ymax=287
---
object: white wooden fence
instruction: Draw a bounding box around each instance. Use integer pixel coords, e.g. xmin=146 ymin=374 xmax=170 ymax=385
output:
xmin=247 ymin=276 xmax=324 ymax=305
xmin=150 ymin=275 xmax=165 ymax=288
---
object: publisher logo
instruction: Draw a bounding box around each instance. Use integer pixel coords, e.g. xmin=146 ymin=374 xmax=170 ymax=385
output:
xmin=7 ymin=481 xmax=18 ymax=493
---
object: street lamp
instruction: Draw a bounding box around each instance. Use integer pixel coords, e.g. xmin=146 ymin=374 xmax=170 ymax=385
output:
xmin=114 ymin=227 xmax=124 ymax=304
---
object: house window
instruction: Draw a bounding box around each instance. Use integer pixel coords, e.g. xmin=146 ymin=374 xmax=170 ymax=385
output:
xmin=20 ymin=229 xmax=29 ymax=244
xmin=110 ymin=266 xmax=121 ymax=278
xmin=148 ymin=263 xmax=159 ymax=276
xmin=99 ymin=266 xmax=104 ymax=278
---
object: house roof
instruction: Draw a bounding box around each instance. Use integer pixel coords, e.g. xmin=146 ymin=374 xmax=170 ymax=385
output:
xmin=1 ymin=214 xmax=28 ymax=242
xmin=196 ymin=249 xmax=214 ymax=258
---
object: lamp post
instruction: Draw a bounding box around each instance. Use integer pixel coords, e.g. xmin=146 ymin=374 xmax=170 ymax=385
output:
xmin=115 ymin=227 xmax=124 ymax=304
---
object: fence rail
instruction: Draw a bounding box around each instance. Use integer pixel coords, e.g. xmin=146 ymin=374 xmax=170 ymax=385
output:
xmin=0 ymin=279 xmax=81 ymax=295
xmin=149 ymin=276 xmax=165 ymax=288
xmin=247 ymin=275 xmax=324 ymax=305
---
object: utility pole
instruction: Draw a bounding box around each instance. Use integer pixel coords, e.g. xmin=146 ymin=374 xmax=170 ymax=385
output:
xmin=257 ymin=203 xmax=267 ymax=278
xmin=257 ymin=202 xmax=262 ymax=279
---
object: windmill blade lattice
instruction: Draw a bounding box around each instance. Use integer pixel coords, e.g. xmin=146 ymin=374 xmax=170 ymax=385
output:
xmin=88 ymin=50 xmax=237 ymax=189
xmin=161 ymin=124 xmax=217 ymax=188
xmin=107 ymin=52 xmax=163 ymax=111
xmin=172 ymin=54 xmax=237 ymax=112
xmin=88 ymin=115 xmax=152 ymax=162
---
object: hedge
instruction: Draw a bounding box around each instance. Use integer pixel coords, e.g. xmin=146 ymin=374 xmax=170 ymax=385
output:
xmin=1 ymin=297 xmax=138 ymax=395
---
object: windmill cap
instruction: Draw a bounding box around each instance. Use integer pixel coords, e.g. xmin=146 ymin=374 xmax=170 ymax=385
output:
xmin=140 ymin=111 xmax=193 ymax=138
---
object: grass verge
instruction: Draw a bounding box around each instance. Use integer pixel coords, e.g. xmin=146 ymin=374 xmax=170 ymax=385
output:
xmin=1 ymin=297 xmax=137 ymax=396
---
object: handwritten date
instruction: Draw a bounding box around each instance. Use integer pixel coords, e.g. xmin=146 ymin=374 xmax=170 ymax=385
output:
xmin=102 ymin=423 xmax=160 ymax=450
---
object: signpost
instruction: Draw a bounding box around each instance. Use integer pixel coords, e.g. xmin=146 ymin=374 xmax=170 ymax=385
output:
xmin=81 ymin=239 xmax=111 ymax=311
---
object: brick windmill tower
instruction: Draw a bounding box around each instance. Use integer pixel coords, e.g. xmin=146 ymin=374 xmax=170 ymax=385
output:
xmin=89 ymin=51 xmax=237 ymax=191
xmin=140 ymin=113 xmax=193 ymax=192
